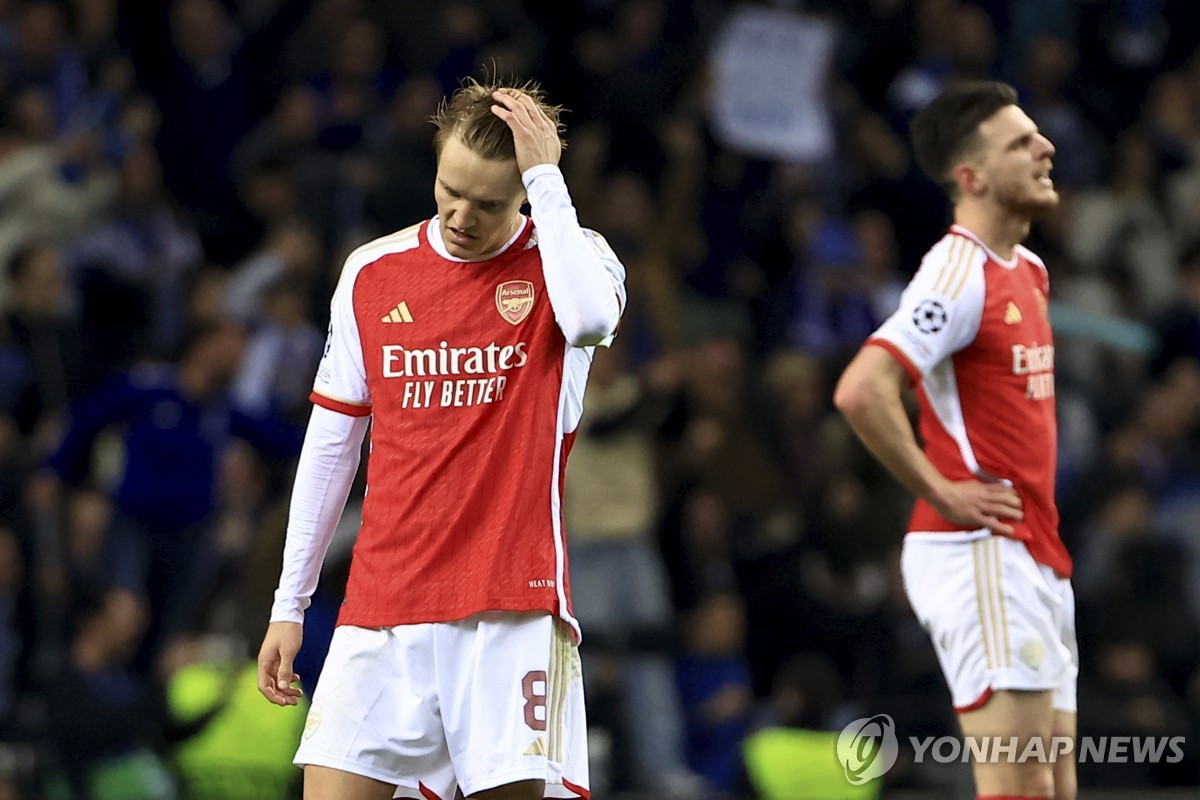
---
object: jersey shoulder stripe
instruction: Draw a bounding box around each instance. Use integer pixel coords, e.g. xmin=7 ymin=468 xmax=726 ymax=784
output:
xmin=918 ymin=233 xmax=984 ymax=299
xmin=333 ymin=222 xmax=427 ymax=297
xmin=346 ymin=222 xmax=423 ymax=267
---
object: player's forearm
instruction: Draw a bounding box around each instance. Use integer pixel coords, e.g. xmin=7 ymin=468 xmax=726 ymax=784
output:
xmin=834 ymin=358 xmax=948 ymax=506
xmin=523 ymin=164 xmax=622 ymax=346
xmin=270 ymin=404 xmax=369 ymax=623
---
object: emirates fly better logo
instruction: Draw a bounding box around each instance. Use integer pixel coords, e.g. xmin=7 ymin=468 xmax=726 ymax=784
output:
xmin=836 ymin=714 xmax=899 ymax=784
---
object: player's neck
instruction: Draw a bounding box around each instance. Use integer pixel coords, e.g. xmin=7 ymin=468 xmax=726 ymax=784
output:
xmin=953 ymin=206 xmax=1030 ymax=261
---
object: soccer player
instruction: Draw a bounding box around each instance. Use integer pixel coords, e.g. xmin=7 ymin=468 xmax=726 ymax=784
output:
xmin=256 ymin=77 xmax=625 ymax=800
xmin=834 ymin=81 xmax=1077 ymax=800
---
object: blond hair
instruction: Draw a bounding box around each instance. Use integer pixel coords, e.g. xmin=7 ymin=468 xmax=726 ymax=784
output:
xmin=431 ymin=76 xmax=565 ymax=160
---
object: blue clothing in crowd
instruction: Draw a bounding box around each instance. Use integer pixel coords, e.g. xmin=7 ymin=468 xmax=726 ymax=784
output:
xmin=49 ymin=367 xmax=302 ymax=532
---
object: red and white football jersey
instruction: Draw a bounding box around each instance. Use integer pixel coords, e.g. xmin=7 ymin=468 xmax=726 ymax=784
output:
xmin=869 ymin=225 xmax=1070 ymax=577
xmin=312 ymin=216 xmax=625 ymax=631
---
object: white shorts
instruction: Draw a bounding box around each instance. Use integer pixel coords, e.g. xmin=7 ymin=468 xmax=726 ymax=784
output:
xmin=901 ymin=533 xmax=1078 ymax=713
xmin=294 ymin=611 xmax=589 ymax=799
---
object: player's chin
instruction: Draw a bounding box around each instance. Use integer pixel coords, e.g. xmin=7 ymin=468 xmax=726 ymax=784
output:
xmin=445 ymin=241 xmax=481 ymax=259
xmin=1021 ymin=191 xmax=1060 ymax=217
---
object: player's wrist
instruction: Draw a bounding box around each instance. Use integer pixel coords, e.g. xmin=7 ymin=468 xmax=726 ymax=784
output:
xmin=923 ymin=473 xmax=955 ymax=511
xmin=520 ymin=163 xmax=563 ymax=187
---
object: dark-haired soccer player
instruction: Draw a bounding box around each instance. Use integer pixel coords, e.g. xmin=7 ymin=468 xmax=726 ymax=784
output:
xmin=835 ymin=81 xmax=1077 ymax=800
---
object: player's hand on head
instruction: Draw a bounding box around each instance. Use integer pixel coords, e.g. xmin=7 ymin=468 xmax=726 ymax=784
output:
xmin=932 ymin=478 xmax=1023 ymax=536
xmin=490 ymin=88 xmax=561 ymax=173
xmin=257 ymin=621 xmax=305 ymax=707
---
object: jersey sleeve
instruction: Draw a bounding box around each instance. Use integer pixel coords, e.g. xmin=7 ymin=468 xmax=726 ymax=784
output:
xmin=524 ymin=164 xmax=626 ymax=347
xmin=270 ymin=404 xmax=369 ymax=623
xmin=869 ymin=235 xmax=986 ymax=378
xmin=311 ymin=258 xmax=372 ymax=416
xmin=581 ymin=229 xmax=626 ymax=348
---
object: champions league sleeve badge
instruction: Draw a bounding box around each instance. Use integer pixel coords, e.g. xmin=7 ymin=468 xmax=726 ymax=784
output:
xmin=912 ymin=299 xmax=948 ymax=334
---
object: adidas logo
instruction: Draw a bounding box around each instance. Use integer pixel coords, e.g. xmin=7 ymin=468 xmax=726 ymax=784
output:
xmin=381 ymin=302 xmax=414 ymax=323
xmin=1003 ymin=302 xmax=1022 ymax=324
xmin=522 ymin=736 xmax=548 ymax=757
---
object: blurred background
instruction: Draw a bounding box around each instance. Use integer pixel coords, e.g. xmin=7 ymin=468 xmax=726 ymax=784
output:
xmin=0 ymin=0 xmax=1199 ymax=798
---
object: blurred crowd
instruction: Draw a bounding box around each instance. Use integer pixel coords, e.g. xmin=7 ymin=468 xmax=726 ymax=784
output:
xmin=1 ymin=0 xmax=1200 ymax=798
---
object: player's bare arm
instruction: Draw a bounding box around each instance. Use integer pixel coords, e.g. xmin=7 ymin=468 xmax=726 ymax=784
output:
xmin=490 ymin=89 xmax=561 ymax=173
xmin=257 ymin=620 xmax=305 ymax=707
xmin=834 ymin=345 xmax=1023 ymax=535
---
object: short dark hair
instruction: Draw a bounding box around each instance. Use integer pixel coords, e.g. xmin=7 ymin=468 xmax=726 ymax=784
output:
xmin=910 ymin=80 xmax=1019 ymax=199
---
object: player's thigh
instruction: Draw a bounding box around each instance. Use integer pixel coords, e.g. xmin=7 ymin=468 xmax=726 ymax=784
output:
xmin=958 ymin=687 xmax=1054 ymax=740
xmin=1052 ymin=709 xmax=1078 ymax=800
xmin=303 ymin=764 xmax=396 ymax=800
xmin=469 ymin=779 xmax=545 ymax=800
xmin=958 ymin=689 xmax=1056 ymax=798
xmin=295 ymin=625 xmax=447 ymax=796
xmin=436 ymin=612 xmax=588 ymax=798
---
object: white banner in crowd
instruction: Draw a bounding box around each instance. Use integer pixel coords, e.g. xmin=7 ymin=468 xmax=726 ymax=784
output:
xmin=708 ymin=6 xmax=837 ymax=163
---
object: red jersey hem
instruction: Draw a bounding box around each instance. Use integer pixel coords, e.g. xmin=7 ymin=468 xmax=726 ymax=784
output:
xmin=311 ymin=391 xmax=372 ymax=417
xmin=335 ymin=601 xmax=562 ymax=628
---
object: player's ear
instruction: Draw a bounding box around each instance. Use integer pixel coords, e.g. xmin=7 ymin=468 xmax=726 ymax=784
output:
xmin=951 ymin=162 xmax=985 ymax=197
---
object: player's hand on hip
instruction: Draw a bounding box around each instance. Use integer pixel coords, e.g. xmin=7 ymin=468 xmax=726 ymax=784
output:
xmin=257 ymin=621 xmax=305 ymax=706
xmin=491 ymin=88 xmax=561 ymax=173
xmin=932 ymin=478 xmax=1023 ymax=536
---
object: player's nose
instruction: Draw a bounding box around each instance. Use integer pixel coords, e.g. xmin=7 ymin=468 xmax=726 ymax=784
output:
xmin=454 ymin=201 xmax=478 ymax=228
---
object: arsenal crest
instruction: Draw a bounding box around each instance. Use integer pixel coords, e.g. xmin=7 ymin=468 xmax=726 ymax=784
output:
xmin=496 ymin=280 xmax=535 ymax=325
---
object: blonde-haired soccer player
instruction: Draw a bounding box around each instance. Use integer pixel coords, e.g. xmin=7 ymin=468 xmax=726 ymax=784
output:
xmin=257 ymin=75 xmax=624 ymax=800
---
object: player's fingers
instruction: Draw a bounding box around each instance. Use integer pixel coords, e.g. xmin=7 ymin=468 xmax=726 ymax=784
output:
xmin=999 ymin=494 xmax=1024 ymax=516
xmin=490 ymin=102 xmax=515 ymax=123
xmin=987 ymin=498 xmax=1023 ymax=519
xmin=258 ymin=665 xmax=288 ymax=705
xmin=491 ymin=90 xmax=526 ymax=119
xmin=257 ymin=649 xmax=276 ymax=688
xmin=276 ymin=655 xmax=300 ymax=688
xmin=998 ymin=486 xmax=1022 ymax=507
xmin=982 ymin=515 xmax=1015 ymax=536
xmin=490 ymin=103 xmax=539 ymax=141
xmin=280 ymin=674 xmax=303 ymax=698
xmin=492 ymin=90 xmax=542 ymax=131
xmin=981 ymin=484 xmax=1021 ymax=511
